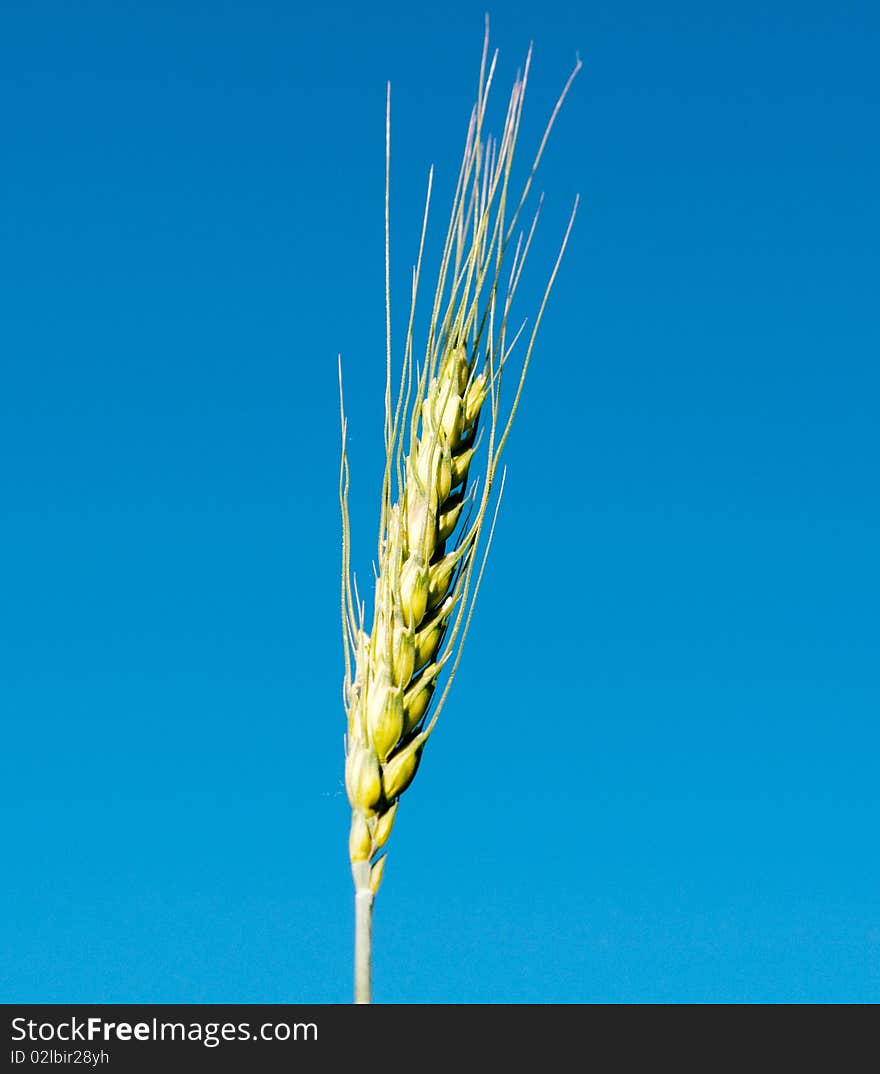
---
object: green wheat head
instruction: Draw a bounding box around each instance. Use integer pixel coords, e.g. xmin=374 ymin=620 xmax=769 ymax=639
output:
xmin=339 ymin=29 xmax=580 ymax=904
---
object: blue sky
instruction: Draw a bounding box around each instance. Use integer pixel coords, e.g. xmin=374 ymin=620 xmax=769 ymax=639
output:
xmin=2 ymin=0 xmax=878 ymax=1003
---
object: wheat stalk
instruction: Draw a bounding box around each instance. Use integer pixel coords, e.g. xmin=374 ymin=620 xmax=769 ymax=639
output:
xmin=338 ymin=24 xmax=580 ymax=1004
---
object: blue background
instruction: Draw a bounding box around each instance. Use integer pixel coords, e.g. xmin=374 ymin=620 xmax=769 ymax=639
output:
xmin=2 ymin=1 xmax=878 ymax=1003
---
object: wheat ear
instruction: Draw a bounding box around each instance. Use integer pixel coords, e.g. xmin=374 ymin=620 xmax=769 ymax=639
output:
xmin=339 ymin=25 xmax=580 ymax=1004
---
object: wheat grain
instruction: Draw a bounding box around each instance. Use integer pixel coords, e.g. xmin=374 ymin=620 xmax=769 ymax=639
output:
xmin=338 ymin=23 xmax=580 ymax=1003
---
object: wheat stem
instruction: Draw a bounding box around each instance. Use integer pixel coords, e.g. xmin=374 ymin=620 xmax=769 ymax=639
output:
xmin=354 ymin=888 xmax=373 ymax=1004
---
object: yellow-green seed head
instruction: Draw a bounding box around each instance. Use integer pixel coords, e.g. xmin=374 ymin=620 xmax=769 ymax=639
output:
xmin=405 ymin=493 xmax=438 ymax=562
xmin=392 ymin=618 xmax=415 ymax=686
xmin=427 ymin=556 xmax=457 ymax=608
xmin=414 ymin=437 xmax=434 ymax=490
xmin=464 ymin=371 xmax=488 ymax=426
xmin=414 ymin=602 xmax=451 ymax=669
xmin=414 ymin=628 xmax=439 ymax=671
xmin=439 ymin=392 xmax=463 ymax=443
xmin=382 ymin=739 xmax=423 ymax=800
xmin=442 ymin=341 xmax=471 ymax=394
xmin=415 ymin=437 xmax=453 ymax=504
xmin=451 ymin=445 xmax=475 ymax=487
xmin=403 ymin=672 xmax=435 ymax=732
xmin=345 ymin=743 xmax=383 ymax=812
xmin=438 ymin=499 xmax=464 ymax=542
xmin=349 ymin=812 xmax=373 ymax=862
xmin=338 ymin=41 xmax=581 ymax=903
xmin=373 ymin=802 xmax=398 ymax=849
xmin=398 ymin=555 xmax=430 ymax=627
xmin=366 ymin=675 xmax=405 ymax=763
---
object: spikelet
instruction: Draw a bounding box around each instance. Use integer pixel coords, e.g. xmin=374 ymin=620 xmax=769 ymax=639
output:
xmin=339 ymin=30 xmax=581 ymax=901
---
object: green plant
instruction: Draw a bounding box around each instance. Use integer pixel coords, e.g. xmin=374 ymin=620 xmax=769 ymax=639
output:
xmin=338 ymin=25 xmax=580 ymax=1003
